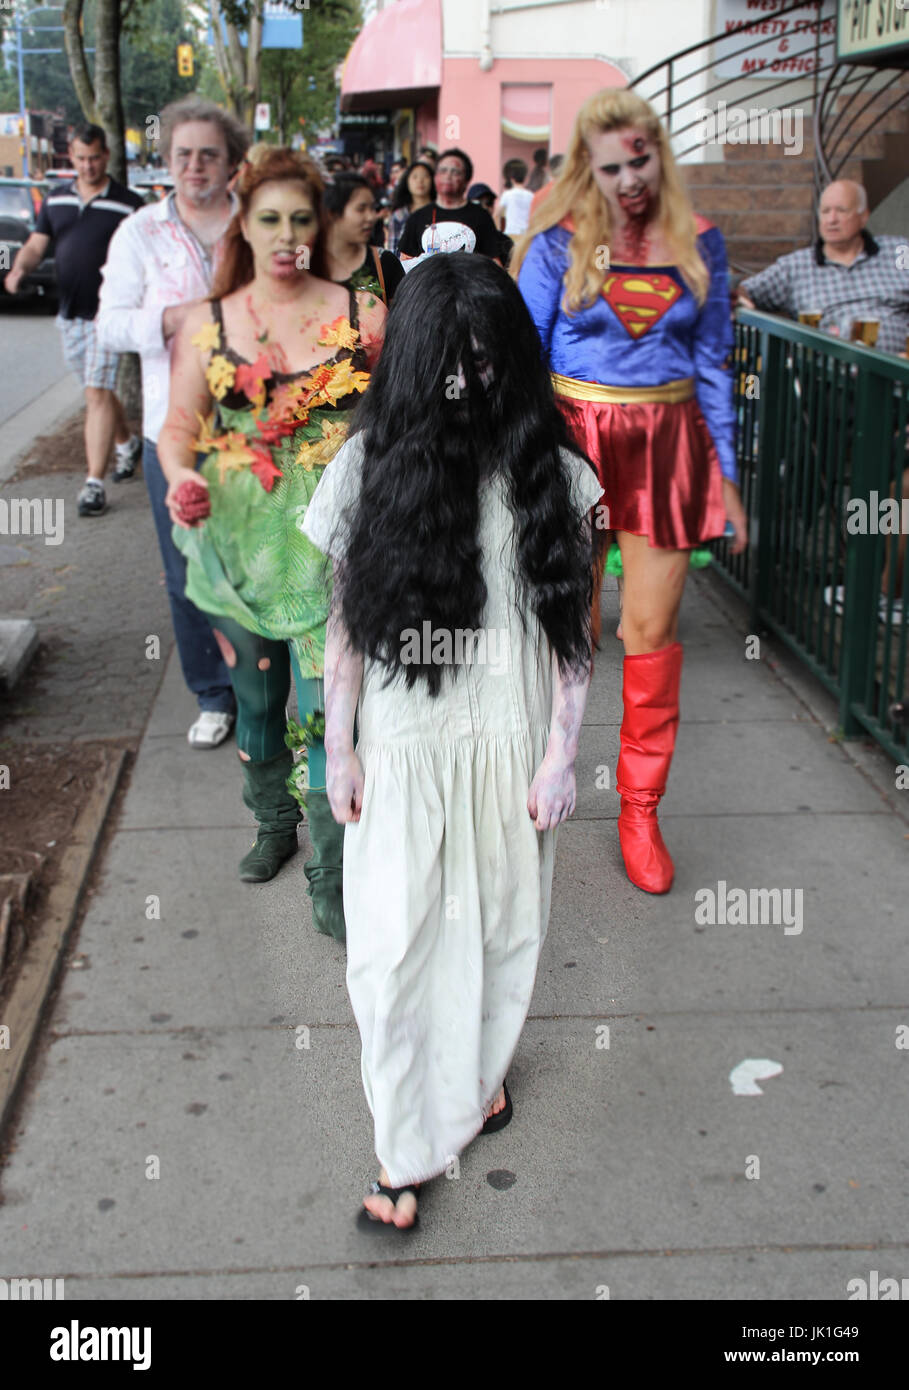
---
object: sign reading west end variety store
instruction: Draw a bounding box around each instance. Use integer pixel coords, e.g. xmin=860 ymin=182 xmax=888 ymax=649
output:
xmin=837 ymin=0 xmax=909 ymax=61
xmin=713 ymin=1 xmax=836 ymax=78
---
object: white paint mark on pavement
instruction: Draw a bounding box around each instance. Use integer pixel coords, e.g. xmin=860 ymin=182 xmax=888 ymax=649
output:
xmin=729 ymin=1058 xmax=783 ymax=1095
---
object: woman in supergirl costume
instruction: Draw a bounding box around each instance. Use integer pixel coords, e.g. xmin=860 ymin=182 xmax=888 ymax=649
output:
xmin=513 ymin=89 xmax=748 ymax=895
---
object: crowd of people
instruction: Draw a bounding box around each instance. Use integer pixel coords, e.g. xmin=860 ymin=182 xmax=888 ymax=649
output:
xmin=4 ymin=84 xmax=906 ymax=1236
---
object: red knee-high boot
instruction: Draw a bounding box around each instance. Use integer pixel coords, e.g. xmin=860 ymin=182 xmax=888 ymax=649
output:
xmin=615 ymin=642 xmax=683 ymax=894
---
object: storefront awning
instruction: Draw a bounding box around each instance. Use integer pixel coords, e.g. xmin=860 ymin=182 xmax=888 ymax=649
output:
xmin=341 ymin=0 xmax=442 ymax=114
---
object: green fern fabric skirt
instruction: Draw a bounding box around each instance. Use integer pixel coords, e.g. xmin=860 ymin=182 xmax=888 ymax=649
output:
xmin=174 ymin=449 xmax=333 ymax=682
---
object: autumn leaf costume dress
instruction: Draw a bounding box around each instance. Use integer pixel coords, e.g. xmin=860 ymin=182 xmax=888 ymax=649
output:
xmin=173 ymin=287 xmax=370 ymax=937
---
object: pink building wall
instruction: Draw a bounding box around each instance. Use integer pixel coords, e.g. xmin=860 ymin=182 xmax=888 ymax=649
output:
xmin=434 ymin=57 xmax=627 ymax=192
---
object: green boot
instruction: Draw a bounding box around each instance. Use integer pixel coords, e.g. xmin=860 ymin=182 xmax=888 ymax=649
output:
xmin=303 ymin=789 xmax=346 ymax=942
xmin=239 ymin=750 xmax=301 ymax=883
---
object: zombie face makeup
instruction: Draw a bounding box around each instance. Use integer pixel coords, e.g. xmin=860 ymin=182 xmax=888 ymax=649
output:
xmin=169 ymin=120 xmax=231 ymax=207
xmin=586 ymin=126 xmax=662 ymax=225
xmin=241 ymin=180 xmax=318 ymax=282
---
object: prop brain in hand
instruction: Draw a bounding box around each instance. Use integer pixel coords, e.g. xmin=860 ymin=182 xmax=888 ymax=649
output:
xmin=173 ymin=478 xmax=211 ymax=524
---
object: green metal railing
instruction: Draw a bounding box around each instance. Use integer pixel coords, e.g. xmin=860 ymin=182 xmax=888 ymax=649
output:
xmin=713 ymin=310 xmax=909 ymax=762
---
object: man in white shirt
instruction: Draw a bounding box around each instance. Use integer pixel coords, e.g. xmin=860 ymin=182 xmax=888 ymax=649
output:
xmin=496 ymin=159 xmax=533 ymax=237
xmin=98 ymin=98 xmax=250 ymax=748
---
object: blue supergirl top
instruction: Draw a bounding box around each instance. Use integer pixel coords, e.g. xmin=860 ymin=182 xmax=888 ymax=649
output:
xmin=518 ymin=219 xmax=738 ymax=482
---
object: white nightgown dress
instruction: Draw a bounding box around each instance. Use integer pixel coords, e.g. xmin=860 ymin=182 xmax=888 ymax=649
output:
xmin=303 ymin=432 xmax=603 ymax=1187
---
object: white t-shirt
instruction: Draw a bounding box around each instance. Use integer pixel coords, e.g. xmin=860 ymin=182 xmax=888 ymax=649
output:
xmin=498 ymin=187 xmax=533 ymax=235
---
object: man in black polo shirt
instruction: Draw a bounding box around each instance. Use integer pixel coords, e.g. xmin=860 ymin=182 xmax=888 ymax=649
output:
xmin=398 ymin=147 xmax=500 ymax=267
xmin=4 ymin=124 xmax=144 ymax=516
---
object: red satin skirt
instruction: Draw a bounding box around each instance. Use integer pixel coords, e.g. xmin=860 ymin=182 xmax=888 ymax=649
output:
xmin=557 ymin=395 xmax=727 ymax=550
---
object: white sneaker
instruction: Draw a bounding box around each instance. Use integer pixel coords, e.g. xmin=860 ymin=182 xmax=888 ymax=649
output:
xmin=187 ymin=710 xmax=235 ymax=748
xmin=112 ymin=436 xmax=141 ymax=482
xmin=880 ymin=595 xmax=904 ymax=624
xmin=824 ymin=584 xmax=903 ymax=624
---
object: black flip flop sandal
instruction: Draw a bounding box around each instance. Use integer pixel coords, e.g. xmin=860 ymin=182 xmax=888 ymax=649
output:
xmin=480 ymin=1079 xmax=513 ymax=1134
xmin=356 ymin=1181 xmax=422 ymax=1233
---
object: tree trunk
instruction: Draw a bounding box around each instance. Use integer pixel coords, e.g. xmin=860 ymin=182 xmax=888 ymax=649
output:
xmin=244 ymin=0 xmax=264 ymax=127
xmin=93 ymin=0 xmax=126 ymax=182
xmin=208 ymin=0 xmax=237 ymax=112
xmin=276 ymin=63 xmax=292 ymax=144
xmin=62 ymin=0 xmax=98 ymax=123
xmin=209 ymin=0 xmax=261 ymax=124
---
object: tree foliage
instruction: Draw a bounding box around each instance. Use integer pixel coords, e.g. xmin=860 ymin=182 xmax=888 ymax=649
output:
xmin=7 ymin=0 xmax=197 ymax=130
xmin=121 ymin=0 xmax=198 ymax=129
xmin=5 ymin=0 xmax=362 ymax=172
xmin=260 ymin=0 xmax=359 ymax=144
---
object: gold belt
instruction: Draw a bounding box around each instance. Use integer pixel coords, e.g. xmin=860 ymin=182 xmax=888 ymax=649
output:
xmin=551 ymin=372 xmax=695 ymax=404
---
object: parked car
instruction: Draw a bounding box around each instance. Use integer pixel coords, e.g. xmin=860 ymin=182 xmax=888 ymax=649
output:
xmin=131 ymin=172 xmax=174 ymax=204
xmin=0 ymin=177 xmax=56 ymax=304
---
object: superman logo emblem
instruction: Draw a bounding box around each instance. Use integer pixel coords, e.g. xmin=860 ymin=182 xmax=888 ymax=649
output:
xmin=601 ymin=273 xmax=682 ymax=339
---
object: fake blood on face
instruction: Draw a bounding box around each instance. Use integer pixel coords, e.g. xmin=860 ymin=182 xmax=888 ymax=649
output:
xmin=586 ymin=126 xmax=662 ymax=265
xmin=615 ymin=132 xmax=653 ymax=259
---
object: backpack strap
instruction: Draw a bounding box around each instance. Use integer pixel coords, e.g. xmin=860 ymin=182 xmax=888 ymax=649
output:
xmin=370 ymin=244 xmax=388 ymax=305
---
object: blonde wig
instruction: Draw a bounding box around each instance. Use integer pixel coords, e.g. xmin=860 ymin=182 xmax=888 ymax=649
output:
xmin=510 ymin=89 xmax=709 ymax=311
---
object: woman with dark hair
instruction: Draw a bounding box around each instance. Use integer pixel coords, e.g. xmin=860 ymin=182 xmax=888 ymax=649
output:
xmin=302 ymin=253 xmax=603 ymax=1230
xmin=512 ymin=89 xmax=747 ymax=897
xmin=386 ymin=159 xmax=435 ymax=256
xmin=156 ymin=146 xmax=385 ymax=941
xmin=323 ymin=173 xmax=404 ymax=307
xmin=526 ymin=147 xmax=550 ymax=194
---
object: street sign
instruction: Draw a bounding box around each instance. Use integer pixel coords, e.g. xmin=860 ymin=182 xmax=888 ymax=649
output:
xmin=254 ymin=103 xmax=271 ymax=132
xmin=837 ymin=0 xmax=909 ymax=62
xmin=207 ymin=5 xmax=302 ymax=50
xmin=713 ymin=0 xmax=836 ymax=77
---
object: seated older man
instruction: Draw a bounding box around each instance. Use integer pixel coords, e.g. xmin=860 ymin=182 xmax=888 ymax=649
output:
xmin=737 ymin=181 xmax=908 ymax=354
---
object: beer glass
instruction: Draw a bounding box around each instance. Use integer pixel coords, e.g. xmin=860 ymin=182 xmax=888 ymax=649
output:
xmin=850 ymin=317 xmax=880 ymax=347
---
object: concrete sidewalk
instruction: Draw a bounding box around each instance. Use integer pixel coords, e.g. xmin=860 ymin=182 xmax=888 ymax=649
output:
xmin=1 ymin=573 xmax=907 ymax=1300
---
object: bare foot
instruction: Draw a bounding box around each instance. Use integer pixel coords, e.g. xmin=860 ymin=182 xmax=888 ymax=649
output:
xmin=362 ymin=1167 xmax=418 ymax=1228
xmin=484 ymin=1086 xmax=506 ymax=1119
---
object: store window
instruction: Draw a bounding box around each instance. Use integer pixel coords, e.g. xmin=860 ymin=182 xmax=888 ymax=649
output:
xmin=500 ymin=84 xmax=552 ymax=188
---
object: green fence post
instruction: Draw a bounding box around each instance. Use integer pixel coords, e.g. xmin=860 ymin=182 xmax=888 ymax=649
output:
xmin=750 ymin=328 xmax=784 ymax=632
xmin=839 ymin=369 xmax=890 ymax=738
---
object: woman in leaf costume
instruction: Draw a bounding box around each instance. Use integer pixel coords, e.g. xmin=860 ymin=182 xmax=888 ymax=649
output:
xmin=157 ymin=147 xmax=385 ymax=941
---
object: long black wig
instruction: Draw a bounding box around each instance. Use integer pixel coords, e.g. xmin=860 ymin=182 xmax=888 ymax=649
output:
xmin=335 ymin=252 xmax=596 ymax=696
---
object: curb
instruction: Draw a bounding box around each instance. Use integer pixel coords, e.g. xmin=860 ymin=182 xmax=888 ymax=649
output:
xmin=0 ymin=746 xmax=127 ymax=1140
